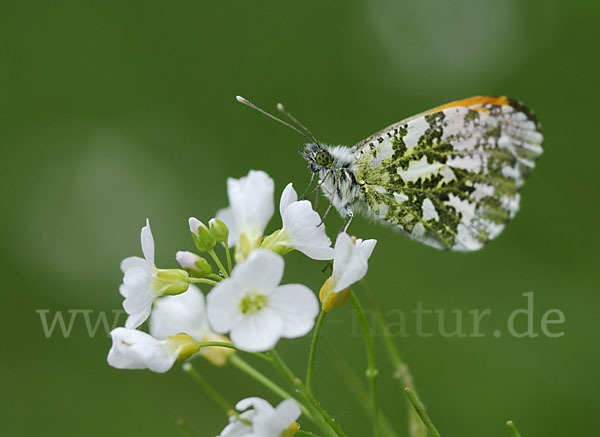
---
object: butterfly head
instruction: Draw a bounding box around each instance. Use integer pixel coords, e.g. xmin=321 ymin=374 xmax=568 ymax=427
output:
xmin=301 ymin=143 xmax=333 ymax=173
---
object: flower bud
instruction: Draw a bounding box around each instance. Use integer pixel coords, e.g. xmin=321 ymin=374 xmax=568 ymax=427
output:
xmin=189 ymin=217 xmax=216 ymax=252
xmin=154 ymin=268 xmax=189 ymax=296
xmin=209 ymin=218 xmax=229 ymax=243
xmin=319 ymin=277 xmax=350 ymax=312
xmin=176 ymin=251 xmax=212 ymax=277
xmin=168 ymin=333 xmax=201 ymax=362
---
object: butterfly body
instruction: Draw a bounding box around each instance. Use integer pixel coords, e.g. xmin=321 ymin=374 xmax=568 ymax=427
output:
xmin=301 ymin=143 xmax=362 ymax=215
xmin=301 ymin=96 xmax=543 ymax=251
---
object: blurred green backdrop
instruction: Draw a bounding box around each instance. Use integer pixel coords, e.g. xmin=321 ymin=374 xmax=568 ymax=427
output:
xmin=2 ymin=1 xmax=598 ymax=436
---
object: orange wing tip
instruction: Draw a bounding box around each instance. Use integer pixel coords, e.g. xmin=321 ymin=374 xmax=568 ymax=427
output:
xmin=432 ymin=96 xmax=511 ymax=112
xmin=431 ymin=96 xmax=540 ymax=128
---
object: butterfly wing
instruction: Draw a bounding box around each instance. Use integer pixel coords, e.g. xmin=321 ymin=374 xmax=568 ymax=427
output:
xmin=350 ymin=96 xmax=543 ymax=251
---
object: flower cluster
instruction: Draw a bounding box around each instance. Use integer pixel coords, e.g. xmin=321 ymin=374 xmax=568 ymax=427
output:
xmin=107 ymin=170 xmax=377 ymax=435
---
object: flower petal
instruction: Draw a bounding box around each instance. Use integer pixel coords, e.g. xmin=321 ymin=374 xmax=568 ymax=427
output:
xmin=230 ymin=309 xmax=284 ymax=352
xmin=273 ymin=398 xmax=302 ymax=424
xmin=236 ymin=397 xmax=274 ymax=414
xmin=123 ymin=266 xmax=152 ymax=291
xmin=279 ymin=183 xmax=298 ymax=217
xmin=268 ymin=284 xmax=319 ymax=338
xmin=125 ymin=305 xmax=152 ymax=329
xmin=216 ymin=207 xmax=238 ymax=248
xmin=206 ymin=277 xmax=246 ymax=334
xmin=107 ymin=327 xmax=177 ymax=373
xmin=282 ymin=200 xmax=333 ymax=260
xmin=141 ymin=218 xmax=155 ymax=265
xmin=335 ymin=262 xmax=368 ymax=292
xmin=188 ymin=217 xmax=202 ymax=235
xmin=175 ymin=250 xmax=198 ymax=270
xmin=227 ymin=170 xmax=274 ymax=240
xmin=218 ymin=418 xmax=252 ymax=437
xmin=150 ymin=285 xmax=208 ymax=342
xmin=332 ymin=233 xmax=377 ymax=292
xmin=232 ymin=249 xmax=284 ymax=294
xmin=255 ymin=398 xmax=301 ymax=435
xmin=122 ymin=267 xmax=153 ymax=310
xmin=356 ymin=238 xmax=377 ymax=260
xmin=120 ymin=256 xmax=150 ymax=273
xmin=121 ymin=266 xmax=154 ymax=328
xmin=218 ymin=410 xmax=256 ymax=437
xmin=332 ymin=231 xmax=354 ymax=274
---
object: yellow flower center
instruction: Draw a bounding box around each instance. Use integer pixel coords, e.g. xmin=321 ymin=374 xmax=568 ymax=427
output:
xmin=240 ymin=291 xmax=268 ymax=314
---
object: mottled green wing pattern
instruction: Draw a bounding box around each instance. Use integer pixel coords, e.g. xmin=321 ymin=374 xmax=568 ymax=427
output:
xmin=351 ymin=97 xmax=543 ymax=251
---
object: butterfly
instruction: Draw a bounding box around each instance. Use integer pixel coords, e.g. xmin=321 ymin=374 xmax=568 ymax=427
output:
xmin=236 ymin=96 xmax=543 ymax=251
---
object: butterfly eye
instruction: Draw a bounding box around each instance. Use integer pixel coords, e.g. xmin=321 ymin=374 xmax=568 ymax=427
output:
xmin=316 ymin=150 xmax=332 ymax=167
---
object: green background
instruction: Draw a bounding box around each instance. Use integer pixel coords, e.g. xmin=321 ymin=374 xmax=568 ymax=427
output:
xmin=2 ymin=1 xmax=598 ymax=435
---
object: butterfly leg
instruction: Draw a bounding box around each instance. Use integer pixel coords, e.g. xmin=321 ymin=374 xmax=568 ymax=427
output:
xmin=312 ymin=170 xmax=330 ymax=210
xmin=318 ymin=177 xmax=337 ymax=226
xmin=308 ymin=169 xmax=332 ymax=207
xmin=339 ymin=209 xmax=354 ymax=234
xmin=299 ymin=172 xmax=316 ymax=200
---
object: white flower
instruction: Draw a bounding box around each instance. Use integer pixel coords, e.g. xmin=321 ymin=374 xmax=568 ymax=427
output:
xmin=150 ymin=285 xmax=233 ymax=366
xmin=262 ymin=183 xmax=333 ymax=260
xmin=218 ymin=397 xmax=301 ymax=437
xmin=216 ymin=170 xmax=274 ymax=260
xmin=120 ymin=219 xmax=189 ymax=329
xmin=207 ymin=249 xmax=318 ymax=352
xmin=330 ymin=232 xmax=377 ymax=292
xmin=107 ymin=327 xmax=185 ymax=373
xmin=319 ymin=232 xmax=377 ymax=312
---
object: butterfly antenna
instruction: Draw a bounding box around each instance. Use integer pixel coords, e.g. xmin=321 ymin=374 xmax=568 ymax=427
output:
xmin=236 ymin=96 xmax=315 ymax=144
xmin=277 ymin=102 xmax=320 ymax=145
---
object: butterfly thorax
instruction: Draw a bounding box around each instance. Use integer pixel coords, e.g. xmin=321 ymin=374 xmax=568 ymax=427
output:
xmin=301 ymin=143 xmax=363 ymax=216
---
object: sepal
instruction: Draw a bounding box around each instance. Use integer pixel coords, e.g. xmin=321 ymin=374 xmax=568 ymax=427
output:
xmin=319 ymin=278 xmax=351 ymax=312
xmin=154 ymin=268 xmax=189 ymax=295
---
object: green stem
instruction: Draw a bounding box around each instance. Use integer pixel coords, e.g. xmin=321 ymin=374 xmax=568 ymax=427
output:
xmin=349 ymin=290 xmax=380 ymax=437
xmin=188 ymin=277 xmax=218 ymax=286
xmin=306 ymin=310 xmax=327 ymax=392
xmin=208 ymin=248 xmax=229 ymax=278
xmin=404 ymin=388 xmax=441 ymax=437
xmin=294 ymin=377 xmax=348 ymax=437
xmin=322 ymin=340 xmax=398 ymax=437
xmin=268 ymin=350 xmax=300 ymax=390
xmin=297 ymin=430 xmax=322 ymax=437
xmin=182 ymin=362 xmax=235 ymax=417
xmin=207 ymin=273 xmax=223 ymax=282
xmin=269 ymin=350 xmax=340 ymax=437
xmin=506 ymin=420 xmax=522 ymax=437
xmin=360 ymin=281 xmax=426 ymax=437
xmin=224 ymin=243 xmax=233 ymax=273
xmin=228 ymin=355 xmax=312 ymax=419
